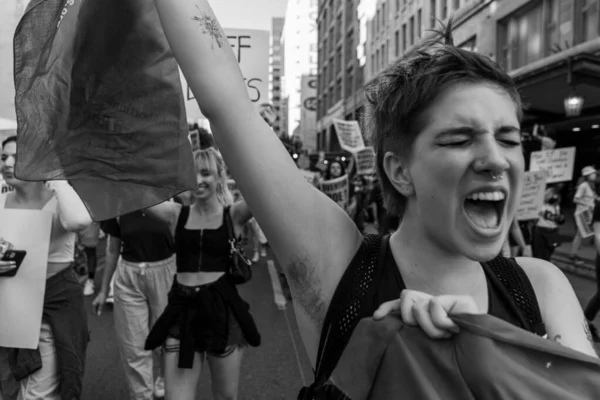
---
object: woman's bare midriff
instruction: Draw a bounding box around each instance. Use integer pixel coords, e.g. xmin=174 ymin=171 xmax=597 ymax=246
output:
xmin=47 ymin=262 xmax=72 ymax=279
xmin=177 ymin=271 xmax=225 ymax=287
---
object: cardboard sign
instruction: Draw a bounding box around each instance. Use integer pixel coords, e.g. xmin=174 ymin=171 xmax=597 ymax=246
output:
xmin=0 ymin=209 xmax=52 ymax=349
xmin=182 ymin=29 xmax=270 ymax=121
xmin=332 ymin=119 xmax=365 ymax=153
xmin=0 ymin=181 xmax=14 ymax=194
xmin=574 ymin=208 xmax=595 ymax=239
xmin=516 ymin=171 xmax=547 ymax=221
xmin=300 ymin=170 xmax=320 ymax=187
xmin=320 ymin=175 xmax=349 ymax=209
xmin=529 ymin=147 xmax=575 ymax=183
xmin=354 ymin=146 xmax=375 ymax=175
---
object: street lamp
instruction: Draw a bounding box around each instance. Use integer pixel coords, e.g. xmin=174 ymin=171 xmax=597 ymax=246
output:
xmin=564 ymin=90 xmax=584 ymax=117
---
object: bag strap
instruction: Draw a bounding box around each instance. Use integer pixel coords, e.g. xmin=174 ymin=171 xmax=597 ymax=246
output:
xmin=482 ymin=256 xmax=546 ymax=336
xmin=312 ymin=234 xmax=384 ymax=386
xmin=223 ymin=206 xmax=234 ymax=243
xmin=175 ymin=206 xmax=190 ymax=232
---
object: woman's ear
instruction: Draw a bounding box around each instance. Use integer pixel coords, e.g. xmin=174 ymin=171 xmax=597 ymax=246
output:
xmin=382 ymin=151 xmax=414 ymax=197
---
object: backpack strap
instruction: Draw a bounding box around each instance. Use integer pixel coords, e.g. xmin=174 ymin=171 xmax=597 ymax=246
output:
xmin=299 ymin=234 xmax=386 ymax=400
xmin=175 ymin=206 xmax=190 ymax=232
xmin=482 ymin=256 xmax=546 ymax=337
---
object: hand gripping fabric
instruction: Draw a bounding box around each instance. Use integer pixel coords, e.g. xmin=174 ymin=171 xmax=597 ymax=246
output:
xmin=13 ymin=0 xmax=196 ymax=221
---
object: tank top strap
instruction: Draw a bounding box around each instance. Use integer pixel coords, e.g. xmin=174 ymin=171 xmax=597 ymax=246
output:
xmin=176 ymin=206 xmax=190 ymax=231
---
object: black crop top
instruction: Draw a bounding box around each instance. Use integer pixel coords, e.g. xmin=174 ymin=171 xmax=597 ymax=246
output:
xmin=175 ymin=206 xmax=231 ymax=273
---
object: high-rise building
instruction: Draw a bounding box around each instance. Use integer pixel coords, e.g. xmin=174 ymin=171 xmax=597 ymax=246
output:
xmin=270 ymin=18 xmax=285 ymax=137
xmin=315 ymin=0 xmax=364 ymax=153
xmin=0 ymin=1 xmax=27 ymax=123
xmin=281 ymin=0 xmax=319 ymax=139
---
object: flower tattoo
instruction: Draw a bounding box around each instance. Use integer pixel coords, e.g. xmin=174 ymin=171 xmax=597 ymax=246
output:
xmin=191 ymin=6 xmax=224 ymax=49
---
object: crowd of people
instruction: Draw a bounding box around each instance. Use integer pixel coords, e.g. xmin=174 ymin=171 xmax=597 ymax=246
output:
xmin=1 ymin=0 xmax=600 ymax=399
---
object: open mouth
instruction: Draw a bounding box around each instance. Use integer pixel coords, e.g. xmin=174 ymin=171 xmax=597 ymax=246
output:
xmin=463 ymin=191 xmax=506 ymax=230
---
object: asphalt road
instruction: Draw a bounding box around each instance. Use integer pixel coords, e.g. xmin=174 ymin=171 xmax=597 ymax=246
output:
xmin=79 ymin=237 xmax=600 ymax=400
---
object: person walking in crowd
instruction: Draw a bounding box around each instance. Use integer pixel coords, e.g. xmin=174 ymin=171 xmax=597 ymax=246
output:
xmin=143 ymin=142 xmax=260 ymax=400
xmin=79 ymin=222 xmax=102 ymax=296
xmin=0 ymin=136 xmax=92 ymax=400
xmin=92 ymin=208 xmax=176 ymax=399
xmin=532 ymin=184 xmax=565 ymax=261
xmin=323 ymin=160 xmax=345 ymax=181
xmin=570 ymin=166 xmax=598 ymax=265
xmin=584 ymin=200 xmax=600 ymax=341
xmin=248 ymin=217 xmax=268 ymax=263
xmin=152 ymin=2 xmax=597 ymax=396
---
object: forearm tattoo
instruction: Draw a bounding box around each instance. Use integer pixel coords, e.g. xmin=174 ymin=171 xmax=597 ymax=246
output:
xmin=191 ymin=6 xmax=224 ymax=49
xmin=583 ymin=321 xmax=594 ymax=343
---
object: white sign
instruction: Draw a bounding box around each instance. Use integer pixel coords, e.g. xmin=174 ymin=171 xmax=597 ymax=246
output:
xmin=0 ymin=209 xmax=52 ymax=349
xmin=516 ymin=171 xmax=547 ymax=221
xmin=332 ymin=119 xmax=365 ymax=153
xmin=574 ymin=208 xmax=595 ymax=239
xmin=529 ymin=147 xmax=576 ymax=183
xmin=320 ymin=175 xmax=349 ymax=209
xmin=299 ymin=170 xmax=320 ymax=187
xmin=181 ymin=29 xmax=270 ymax=122
xmin=354 ymin=146 xmax=375 ymax=175
xmin=0 ymin=180 xmax=13 ymax=194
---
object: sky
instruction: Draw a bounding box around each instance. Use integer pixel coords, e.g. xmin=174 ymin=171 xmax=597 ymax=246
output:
xmin=210 ymin=0 xmax=288 ymax=32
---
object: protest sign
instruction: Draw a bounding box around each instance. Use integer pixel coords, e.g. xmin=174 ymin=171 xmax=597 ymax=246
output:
xmin=0 ymin=180 xmax=13 ymax=194
xmin=0 ymin=210 xmax=52 ymax=349
xmin=13 ymin=0 xmax=196 ymax=221
xmin=182 ymin=29 xmax=270 ymax=121
xmin=354 ymin=147 xmax=375 ymax=175
xmin=300 ymin=170 xmax=320 ymax=187
xmin=574 ymin=208 xmax=595 ymax=239
xmin=320 ymin=175 xmax=349 ymax=209
xmin=516 ymin=171 xmax=547 ymax=221
xmin=332 ymin=119 xmax=365 ymax=153
xmin=529 ymin=147 xmax=575 ymax=183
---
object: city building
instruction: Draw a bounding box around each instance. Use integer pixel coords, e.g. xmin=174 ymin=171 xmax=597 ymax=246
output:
xmin=281 ymin=0 xmax=319 ymax=140
xmin=270 ymin=17 xmax=285 ymax=136
xmin=318 ymin=0 xmax=600 ymax=175
xmin=298 ymin=74 xmax=318 ymax=151
xmin=315 ymin=0 xmax=365 ymax=154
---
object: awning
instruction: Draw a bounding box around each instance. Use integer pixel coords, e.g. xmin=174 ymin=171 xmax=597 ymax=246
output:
xmin=510 ymin=38 xmax=600 ymax=124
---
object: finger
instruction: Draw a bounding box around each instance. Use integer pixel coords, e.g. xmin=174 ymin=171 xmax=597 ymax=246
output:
xmin=429 ymin=298 xmax=460 ymax=334
xmin=373 ymin=299 xmax=402 ymax=320
xmin=413 ymin=300 xmax=450 ymax=339
xmin=444 ymin=296 xmax=479 ymax=315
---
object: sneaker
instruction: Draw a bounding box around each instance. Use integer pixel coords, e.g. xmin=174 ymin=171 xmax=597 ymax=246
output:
xmin=251 ymin=252 xmax=260 ymax=263
xmin=83 ymin=279 xmax=95 ymax=297
xmin=260 ymin=247 xmax=267 ymax=257
xmin=154 ymin=376 xmax=165 ymax=398
xmin=589 ymin=323 xmax=600 ymax=343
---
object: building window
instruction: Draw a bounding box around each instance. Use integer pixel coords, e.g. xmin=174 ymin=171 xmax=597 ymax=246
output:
xmin=430 ymin=0 xmax=436 ymax=28
xmin=345 ymin=67 xmax=354 ymax=98
xmin=336 ymin=78 xmax=342 ymax=102
xmin=499 ymin=2 xmax=544 ymax=71
xmin=458 ymin=36 xmax=477 ymax=52
xmin=376 ymin=49 xmax=380 ymax=72
xmin=546 ymin=0 xmax=559 ymax=54
xmin=329 ymin=27 xmax=335 ymax=51
xmin=329 ymin=56 xmax=335 ymax=82
xmin=336 ymin=45 xmax=343 ymax=75
xmin=382 ymin=2 xmax=387 ymax=26
xmin=395 ymin=30 xmax=400 ymax=57
xmin=336 ymin=14 xmax=342 ymax=42
xmin=417 ymin=9 xmax=422 ymax=38
xmin=442 ymin=0 xmax=447 ymax=20
xmin=345 ymin=30 xmax=354 ymax=64
xmin=382 ymin=43 xmax=387 ymax=67
xmin=396 ymin=0 xmax=400 ymax=12
xmin=410 ymin=16 xmax=415 ymax=45
xmin=402 ymin=23 xmax=407 ymax=50
xmin=371 ymin=54 xmax=375 ymax=74
xmin=453 ymin=0 xmax=459 ymax=11
xmin=580 ymin=0 xmax=600 ymax=43
xmin=346 ymin=0 xmax=354 ymax=25
xmin=376 ymin=8 xmax=380 ymax=32
xmin=323 ymin=93 xmax=328 ymax=113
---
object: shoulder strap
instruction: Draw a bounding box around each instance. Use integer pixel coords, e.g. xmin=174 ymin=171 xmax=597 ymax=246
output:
xmin=482 ymin=256 xmax=546 ymax=336
xmin=313 ymin=234 xmax=385 ymax=386
xmin=223 ymin=206 xmax=234 ymax=241
xmin=175 ymin=206 xmax=190 ymax=232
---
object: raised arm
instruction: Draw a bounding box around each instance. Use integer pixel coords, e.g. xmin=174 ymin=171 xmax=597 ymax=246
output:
xmin=145 ymin=200 xmax=181 ymax=236
xmin=153 ymin=0 xmax=362 ymax=356
xmin=50 ymin=180 xmax=93 ymax=232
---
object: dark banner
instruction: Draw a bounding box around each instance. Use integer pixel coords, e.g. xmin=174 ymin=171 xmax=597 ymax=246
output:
xmin=13 ymin=0 xmax=196 ymax=221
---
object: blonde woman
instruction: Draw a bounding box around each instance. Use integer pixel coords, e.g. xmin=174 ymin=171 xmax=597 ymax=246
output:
xmin=144 ymin=146 xmax=260 ymax=400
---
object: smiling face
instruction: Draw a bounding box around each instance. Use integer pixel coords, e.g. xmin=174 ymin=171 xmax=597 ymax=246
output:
xmin=192 ymin=155 xmax=219 ymax=202
xmin=391 ymin=83 xmax=524 ymax=261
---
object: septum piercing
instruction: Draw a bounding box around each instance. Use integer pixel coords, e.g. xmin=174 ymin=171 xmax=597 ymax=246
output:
xmin=490 ymin=172 xmax=504 ymax=181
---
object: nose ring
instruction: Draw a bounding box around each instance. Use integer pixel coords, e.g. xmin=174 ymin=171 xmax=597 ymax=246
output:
xmin=490 ymin=172 xmax=504 ymax=181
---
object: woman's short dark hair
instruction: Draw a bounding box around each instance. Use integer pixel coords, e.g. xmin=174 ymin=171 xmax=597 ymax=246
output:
xmin=2 ymin=135 xmax=16 ymax=148
xmin=363 ymin=21 xmax=523 ymax=217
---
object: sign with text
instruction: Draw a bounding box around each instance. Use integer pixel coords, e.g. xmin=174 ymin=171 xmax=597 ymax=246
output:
xmin=0 ymin=209 xmax=52 ymax=349
xmin=529 ymin=147 xmax=575 ymax=183
xmin=354 ymin=146 xmax=375 ymax=175
xmin=0 ymin=180 xmax=13 ymax=194
xmin=574 ymin=208 xmax=595 ymax=239
xmin=332 ymin=119 xmax=365 ymax=153
xmin=516 ymin=171 xmax=547 ymax=221
xmin=182 ymin=29 xmax=270 ymax=122
xmin=299 ymin=169 xmax=320 ymax=187
xmin=320 ymin=175 xmax=349 ymax=209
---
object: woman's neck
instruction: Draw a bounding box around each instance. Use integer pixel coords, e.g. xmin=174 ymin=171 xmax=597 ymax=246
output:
xmin=12 ymin=182 xmax=48 ymax=204
xmin=192 ymin=196 xmax=222 ymax=216
xmin=390 ymin=216 xmax=483 ymax=293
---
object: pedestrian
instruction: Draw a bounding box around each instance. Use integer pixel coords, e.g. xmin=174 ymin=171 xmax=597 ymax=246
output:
xmin=144 ymin=145 xmax=260 ymax=400
xmin=583 ymin=200 xmax=600 ymax=341
xmin=92 ymin=208 xmax=176 ymax=400
xmin=151 ymin=3 xmax=597 ymax=397
xmin=79 ymin=222 xmax=102 ymax=296
xmin=532 ymin=185 xmax=565 ymax=261
xmin=569 ymin=166 xmax=598 ymax=265
xmin=0 ymin=135 xmax=92 ymax=400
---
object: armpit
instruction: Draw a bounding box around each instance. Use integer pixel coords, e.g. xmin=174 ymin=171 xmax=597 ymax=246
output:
xmin=286 ymin=255 xmax=327 ymax=328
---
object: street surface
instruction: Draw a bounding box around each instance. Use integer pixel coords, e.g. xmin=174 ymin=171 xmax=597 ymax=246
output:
xmin=80 ymin=236 xmax=599 ymax=400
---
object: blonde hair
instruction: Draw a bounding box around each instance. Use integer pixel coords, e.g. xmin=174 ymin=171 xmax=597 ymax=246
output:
xmin=194 ymin=147 xmax=233 ymax=206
